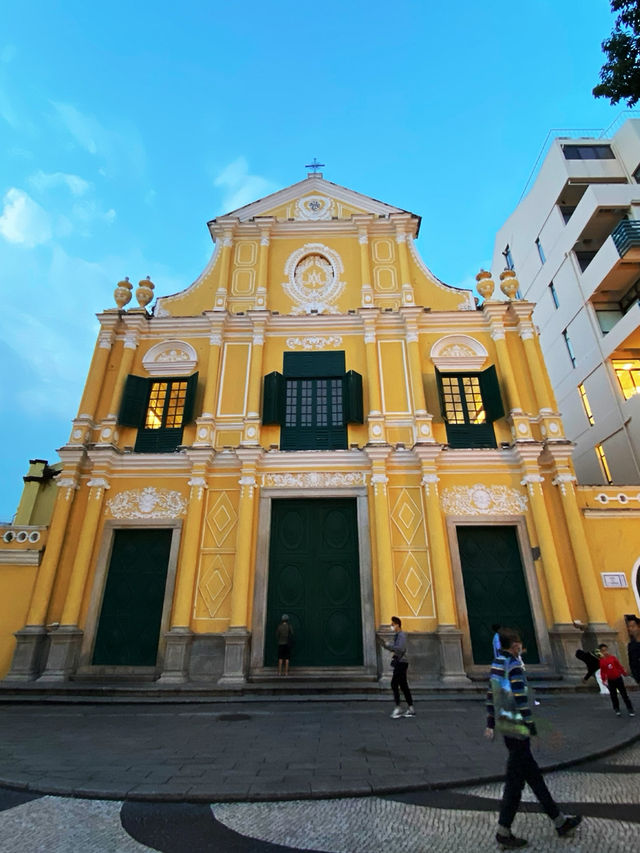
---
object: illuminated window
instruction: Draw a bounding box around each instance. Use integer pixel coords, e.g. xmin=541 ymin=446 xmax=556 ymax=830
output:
xmin=118 ymin=373 xmax=198 ymax=453
xmin=596 ymin=444 xmax=613 ymax=485
xmin=612 ymin=359 xmax=640 ymax=400
xmin=578 ymin=383 xmax=594 ymax=425
xmin=440 ymin=375 xmax=487 ymax=424
xmin=145 ymin=380 xmax=188 ymax=429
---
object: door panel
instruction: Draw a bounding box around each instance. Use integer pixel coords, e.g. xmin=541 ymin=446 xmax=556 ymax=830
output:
xmin=92 ymin=528 xmax=172 ymax=666
xmin=457 ymin=525 xmax=540 ymax=665
xmin=265 ymin=499 xmax=363 ymax=667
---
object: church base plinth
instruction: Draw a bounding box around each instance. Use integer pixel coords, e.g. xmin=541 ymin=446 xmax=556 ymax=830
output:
xmin=3 ymin=626 xmax=48 ymax=682
xmin=218 ymin=628 xmax=251 ymax=685
xmin=38 ymin=627 xmax=83 ymax=682
xmin=548 ymin=623 xmax=586 ymax=680
xmin=158 ymin=628 xmax=193 ymax=683
xmin=436 ymin=626 xmax=471 ymax=685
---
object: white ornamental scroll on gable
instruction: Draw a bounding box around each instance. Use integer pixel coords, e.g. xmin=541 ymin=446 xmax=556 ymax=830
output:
xmin=430 ymin=335 xmax=488 ymax=371
xmin=142 ymin=340 xmax=198 ymax=376
xmin=282 ymin=243 xmax=346 ymax=314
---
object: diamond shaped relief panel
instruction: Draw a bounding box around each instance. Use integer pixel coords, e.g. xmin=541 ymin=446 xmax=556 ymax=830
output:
xmin=196 ymin=555 xmax=232 ymax=618
xmin=391 ymin=489 xmax=423 ymax=545
xmin=205 ymin=491 xmax=237 ymax=548
xmin=396 ymin=552 xmax=433 ymax=616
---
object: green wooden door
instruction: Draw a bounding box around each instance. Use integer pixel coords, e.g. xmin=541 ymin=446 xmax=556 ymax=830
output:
xmin=265 ymin=499 xmax=363 ymax=667
xmin=92 ymin=529 xmax=173 ymax=666
xmin=456 ymin=525 xmax=540 ymax=665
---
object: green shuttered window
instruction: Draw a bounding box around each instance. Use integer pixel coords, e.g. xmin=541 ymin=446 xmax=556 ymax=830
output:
xmin=435 ymin=366 xmax=504 ymax=449
xmin=117 ymin=373 xmax=198 ymax=452
xmin=262 ymin=352 xmax=362 ymax=450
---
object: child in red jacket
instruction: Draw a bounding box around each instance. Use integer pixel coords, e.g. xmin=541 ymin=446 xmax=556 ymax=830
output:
xmin=598 ymin=644 xmax=635 ymax=717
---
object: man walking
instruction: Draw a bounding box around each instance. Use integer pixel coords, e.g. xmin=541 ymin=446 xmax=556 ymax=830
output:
xmin=627 ymin=616 xmax=640 ymax=685
xmin=380 ymin=616 xmax=415 ymax=719
xmin=485 ymin=627 xmax=582 ymax=848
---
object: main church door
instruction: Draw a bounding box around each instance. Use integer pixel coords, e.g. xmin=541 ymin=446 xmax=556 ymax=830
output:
xmin=456 ymin=525 xmax=540 ymax=665
xmin=264 ymin=499 xmax=363 ymax=667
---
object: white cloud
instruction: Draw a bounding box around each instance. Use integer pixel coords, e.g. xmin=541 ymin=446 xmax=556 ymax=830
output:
xmin=51 ymin=101 xmax=146 ymax=178
xmin=29 ymin=170 xmax=91 ymax=196
xmin=214 ymin=157 xmax=277 ymax=212
xmin=0 ymin=188 xmax=52 ymax=247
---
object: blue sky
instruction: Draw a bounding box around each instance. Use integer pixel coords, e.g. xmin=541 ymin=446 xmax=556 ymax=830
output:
xmin=0 ymin=0 xmax=626 ymax=519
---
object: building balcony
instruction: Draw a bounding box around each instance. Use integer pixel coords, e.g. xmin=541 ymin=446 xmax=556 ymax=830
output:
xmin=611 ymin=219 xmax=640 ymax=256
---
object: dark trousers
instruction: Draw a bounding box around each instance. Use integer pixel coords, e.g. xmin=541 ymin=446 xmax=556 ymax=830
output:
xmin=391 ymin=661 xmax=413 ymax=706
xmin=607 ymin=676 xmax=634 ymax=712
xmin=498 ymin=737 xmax=560 ymax=829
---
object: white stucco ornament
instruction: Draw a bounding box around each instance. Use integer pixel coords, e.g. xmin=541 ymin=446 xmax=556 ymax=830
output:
xmin=286 ymin=336 xmax=343 ymax=350
xmin=440 ymin=484 xmax=527 ymax=516
xmin=282 ymin=243 xmax=345 ymax=313
xmin=261 ymin=472 xmax=366 ymax=488
xmin=142 ymin=340 xmax=197 ymax=376
xmin=107 ymin=487 xmax=187 ymax=519
xmin=295 ymin=195 xmax=333 ymax=220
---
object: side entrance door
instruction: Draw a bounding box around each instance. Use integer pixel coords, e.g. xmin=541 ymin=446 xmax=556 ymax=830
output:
xmin=264 ymin=498 xmax=363 ymax=667
xmin=92 ymin=528 xmax=173 ymax=667
xmin=456 ymin=525 xmax=540 ymax=665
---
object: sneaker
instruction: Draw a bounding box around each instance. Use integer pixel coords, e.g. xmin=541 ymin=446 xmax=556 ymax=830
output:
xmin=629 ymin=711 xmax=636 ymax=717
xmin=403 ymin=707 xmax=416 ymax=717
xmin=616 ymin=711 xmax=622 ymax=717
xmin=556 ymin=815 xmax=582 ymax=837
xmin=390 ymin=706 xmax=403 ymax=719
xmin=495 ymin=832 xmax=528 ymax=848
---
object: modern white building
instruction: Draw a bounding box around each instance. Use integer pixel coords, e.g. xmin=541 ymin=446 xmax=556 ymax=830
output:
xmin=492 ymin=120 xmax=640 ymax=485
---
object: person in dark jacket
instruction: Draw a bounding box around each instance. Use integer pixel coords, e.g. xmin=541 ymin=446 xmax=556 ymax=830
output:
xmin=627 ymin=616 xmax=640 ymax=685
xmin=485 ymin=628 xmax=582 ymax=849
xmin=380 ymin=616 xmax=415 ymax=718
xmin=575 ymin=648 xmax=601 ymax=682
xmin=276 ymin=614 xmax=293 ymax=676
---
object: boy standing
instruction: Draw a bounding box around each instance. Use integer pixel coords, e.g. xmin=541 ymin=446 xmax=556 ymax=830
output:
xmin=485 ymin=628 xmax=582 ymax=849
xmin=598 ymin=643 xmax=635 ymax=717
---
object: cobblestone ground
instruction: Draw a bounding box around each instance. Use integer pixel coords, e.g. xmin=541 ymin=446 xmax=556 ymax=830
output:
xmin=0 ymin=741 xmax=637 ymax=852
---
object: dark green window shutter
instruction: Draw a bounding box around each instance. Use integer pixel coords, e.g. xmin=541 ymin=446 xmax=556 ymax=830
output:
xmin=263 ymin=372 xmax=284 ymax=425
xmin=344 ymin=371 xmax=363 ymax=424
xmin=283 ymin=351 xmax=345 ymax=377
xmin=182 ymin=372 xmax=199 ymax=424
xmin=479 ymin=365 xmax=505 ymax=422
xmin=434 ymin=369 xmax=448 ymax=422
xmin=118 ymin=375 xmax=149 ymax=427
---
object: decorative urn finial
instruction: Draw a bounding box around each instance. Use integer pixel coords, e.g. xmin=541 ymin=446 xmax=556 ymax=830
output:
xmin=499 ymin=269 xmax=520 ymax=300
xmin=136 ymin=275 xmax=155 ymax=309
xmin=475 ymin=269 xmax=495 ymax=301
xmin=114 ymin=276 xmax=133 ymax=309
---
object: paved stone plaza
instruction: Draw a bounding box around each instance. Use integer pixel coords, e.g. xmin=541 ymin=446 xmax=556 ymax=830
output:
xmin=0 ymin=694 xmax=637 ymax=850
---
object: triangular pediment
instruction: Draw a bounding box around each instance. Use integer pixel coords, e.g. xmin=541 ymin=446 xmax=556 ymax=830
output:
xmin=209 ymin=174 xmax=415 ymax=224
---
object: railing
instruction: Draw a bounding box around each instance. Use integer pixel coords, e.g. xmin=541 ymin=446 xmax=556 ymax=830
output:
xmin=612 ymin=219 xmax=640 ymax=256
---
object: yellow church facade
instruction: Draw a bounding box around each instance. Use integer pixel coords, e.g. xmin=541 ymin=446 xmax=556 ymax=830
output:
xmin=1 ymin=173 xmax=639 ymax=689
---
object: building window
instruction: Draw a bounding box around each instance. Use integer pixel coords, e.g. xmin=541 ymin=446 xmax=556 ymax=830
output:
xmin=595 ymin=308 xmax=623 ymax=335
xmin=549 ymin=281 xmax=559 ymax=309
xmin=435 ymin=366 xmax=504 ymax=449
xmin=562 ymin=144 xmax=615 ymax=160
xmin=574 ymin=250 xmax=597 ymax=272
xmin=262 ymin=351 xmax=363 ymax=450
xmin=578 ymin=383 xmax=594 ymax=425
xmin=535 ymin=238 xmax=546 ymax=264
xmin=633 ymin=164 xmax=640 ymax=183
xmin=563 ymin=330 xmax=576 ymax=367
xmin=503 ymin=245 xmax=514 ymax=270
xmin=612 ymin=358 xmax=640 ymax=400
xmin=559 ymin=205 xmax=576 ymax=224
xmin=117 ymin=373 xmax=199 ymax=452
xmin=596 ymin=443 xmax=613 ymax=485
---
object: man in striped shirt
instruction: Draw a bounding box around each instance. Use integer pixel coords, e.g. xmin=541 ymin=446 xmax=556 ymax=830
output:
xmin=485 ymin=628 xmax=582 ymax=848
